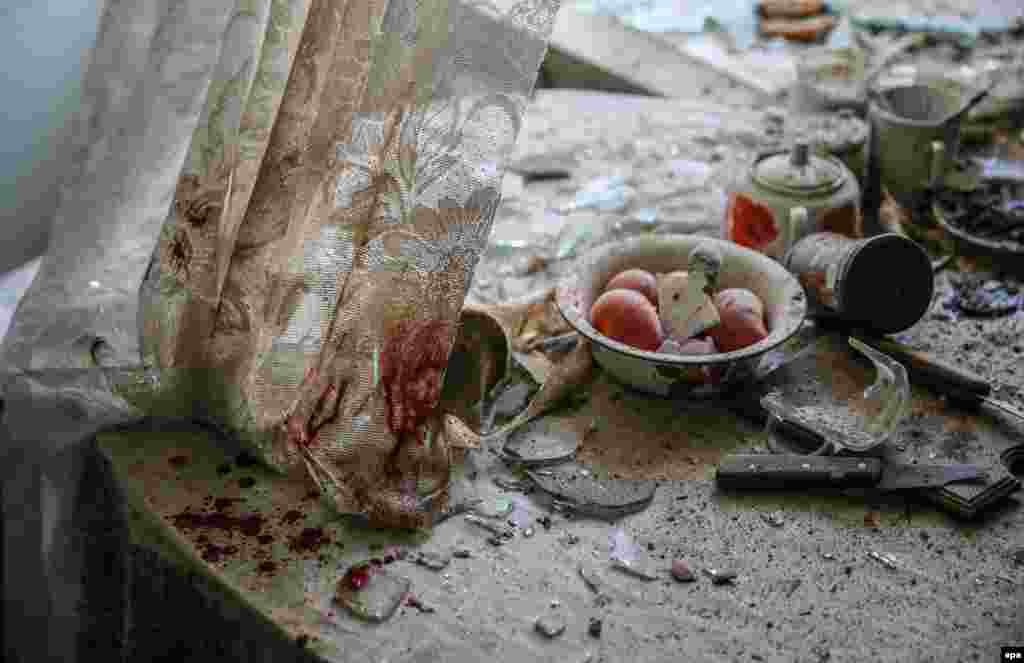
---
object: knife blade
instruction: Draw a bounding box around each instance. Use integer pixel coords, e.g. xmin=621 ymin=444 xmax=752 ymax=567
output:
xmin=716 ymin=454 xmax=988 ymax=492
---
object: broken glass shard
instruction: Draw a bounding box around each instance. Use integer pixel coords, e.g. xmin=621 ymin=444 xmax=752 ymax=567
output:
xmin=503 ymin=417 xmax=580 ymax=466
xmin=703 ymin=568 xmax=737 ymax=585
xmin=493 ymin=475 xmax=533 ymax=492
xmin=609 ymin=527 xmax=659 ymax=580
xmin=335 ymin=563 xmax=411 ymax=623
xmin=579 ymin=562 xmax=604 ymax=593
xmin=413 ymin=551 xmax=451 ymax=571
xmin=611 ymin=558 xmax=659 ymax=581
xmin=535 ymin=613 xmax=567 ymax=638
xmin=465 ymin=513 xmax=514 ymax=539
xmin=475 ymin=496 xmax=513 ymax=519
xmin=866 ymin=551 xmax=900 ymax=570
xmin=508 ymin=494 xmax=532 ymax=528
xmin=527 ymin=464 xmax=657 ymax=519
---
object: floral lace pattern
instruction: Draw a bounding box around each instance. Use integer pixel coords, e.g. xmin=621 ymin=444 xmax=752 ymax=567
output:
xmin=136 ymin=0 xmax=562 ymax=528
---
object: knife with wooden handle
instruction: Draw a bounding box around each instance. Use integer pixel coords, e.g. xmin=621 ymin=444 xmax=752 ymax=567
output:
xmin=716 ymin=455 xmax=988 ymax=492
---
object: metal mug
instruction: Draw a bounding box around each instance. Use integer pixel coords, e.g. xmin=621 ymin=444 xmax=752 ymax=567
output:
xmin=867 ymin=80 xmax=966 ymax=210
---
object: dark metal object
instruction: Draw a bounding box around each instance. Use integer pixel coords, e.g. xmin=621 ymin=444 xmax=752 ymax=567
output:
xmin=716 ymin=454 xmax=987 ymax=492
xmin=783 ymin=232 xmax=935 ymax=335
xmin=725 ymin=329 xmax=1022 ymax=518
xmin=932 ymin=182 xmax=1024 ymax=255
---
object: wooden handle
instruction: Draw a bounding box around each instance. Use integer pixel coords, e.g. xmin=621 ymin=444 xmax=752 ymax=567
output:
xmin=716 ymin=455 xmax=881 ymax=488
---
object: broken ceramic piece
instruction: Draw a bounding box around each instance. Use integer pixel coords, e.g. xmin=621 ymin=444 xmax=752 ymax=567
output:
xmin=526 ymin=464 xmax=657 ymax=519
xmin=656 ymin=271 xmax=720 ymax=341
xmin=335 ymin=563 xmax=411 ymax=622
xmin=688 ymin=241 xmax=723 ymax=292
xmin=503 ymin=417 xmax=580 ymax=466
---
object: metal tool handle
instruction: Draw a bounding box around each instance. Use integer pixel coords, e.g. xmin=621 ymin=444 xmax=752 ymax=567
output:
xmin=716 ymin=455 xmax=881 ymax=488
xmin=853 ymin=335 xmax=991 ymax=400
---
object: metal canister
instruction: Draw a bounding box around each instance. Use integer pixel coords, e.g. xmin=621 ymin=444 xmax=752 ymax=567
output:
xmin=783 ymin=232 xmax=934 ymax=334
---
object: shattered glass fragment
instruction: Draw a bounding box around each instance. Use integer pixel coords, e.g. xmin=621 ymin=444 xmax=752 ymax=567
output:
xmin=493 ymin=475 xmax=533 ymax=492
xmin=588 ymin=617 xmax=603 ymax=638
xmin=335 ymin=563 xmax=411 ymax=623
xmin=406 ymin=595 xmax=436 ymax=614
xmin=703 ymin=568 xmax=737 ymax=585
xmin=558 ymin=175 xmax=635 ymax=215
xmin=413 ymin=551 xmax=451 ymax=571
xmin=475 ymin=496 xmax=513 ymax=519
xmin=579 ymin=562 xmax=604 ymax=593
xmin=760 ymin=512 xmax=785 ymax=527
xmin=453 ymin=547 xmax=472 ymax=559
xmin=523 ymin=527 xmax=535 ymax=538
xmin=528 ymin=464 xmax=657 ymax=519
xmin=866 ymin=551 xmax=900 ymax=570
xmin=610 ymin=527 xmax=658 ymax=580
xmin=535 ymin=613 xmax=567 ymax=638
xmin=611 ymin=558 xmax=659 ymax=581
xmin=465 ymin=513 xmax=514 ymax=538
xmin=503 ymin=417 xmax=580 ymax=466
xmin=508 ymin=494 xmax=533 ymax=528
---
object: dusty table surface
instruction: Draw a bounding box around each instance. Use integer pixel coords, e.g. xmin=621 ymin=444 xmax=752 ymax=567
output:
xmin=101 ymin=90 xmax=1024 ymax=663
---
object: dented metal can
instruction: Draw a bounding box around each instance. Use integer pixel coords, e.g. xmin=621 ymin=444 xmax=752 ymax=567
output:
xmin=783 ymin=232 xmax=934 ymax=334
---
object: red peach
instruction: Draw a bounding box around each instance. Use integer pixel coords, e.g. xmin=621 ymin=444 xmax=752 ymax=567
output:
xmin=605 ymin=269 xmax=659 ymax=306
xmin=590 ymin=288 xmax=664 ymax=351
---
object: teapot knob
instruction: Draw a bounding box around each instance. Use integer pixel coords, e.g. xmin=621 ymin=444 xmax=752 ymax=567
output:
xmin=791 ymin=142 xmax=810 ymax=168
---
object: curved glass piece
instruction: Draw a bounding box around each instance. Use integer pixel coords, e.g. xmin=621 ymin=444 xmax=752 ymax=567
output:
xmin=761 ymin=336 xmax=910 ymax=455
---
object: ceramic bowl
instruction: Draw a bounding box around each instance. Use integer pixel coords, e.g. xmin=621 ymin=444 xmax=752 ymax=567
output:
xmin=555 ymin=234 xmax=807 ymax=398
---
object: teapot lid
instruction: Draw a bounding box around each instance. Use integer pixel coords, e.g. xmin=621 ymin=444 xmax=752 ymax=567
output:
xmin=752 ymin=142 xmax=846 ymax=197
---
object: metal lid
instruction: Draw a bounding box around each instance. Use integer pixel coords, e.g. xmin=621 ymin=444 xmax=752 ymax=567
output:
xmin=839 ymin=233 xmax=935 ymax=334
xmin=752 ymin=142 xmax=846 ymax=197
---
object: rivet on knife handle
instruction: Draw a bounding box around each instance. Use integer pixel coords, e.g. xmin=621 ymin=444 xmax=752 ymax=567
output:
xmin=716 ymin=455 xmax=882 ymax=489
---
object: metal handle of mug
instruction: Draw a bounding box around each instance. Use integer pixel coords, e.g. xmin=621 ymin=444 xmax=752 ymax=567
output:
xmin=929 ymin=140 xmax=946 ymax=190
